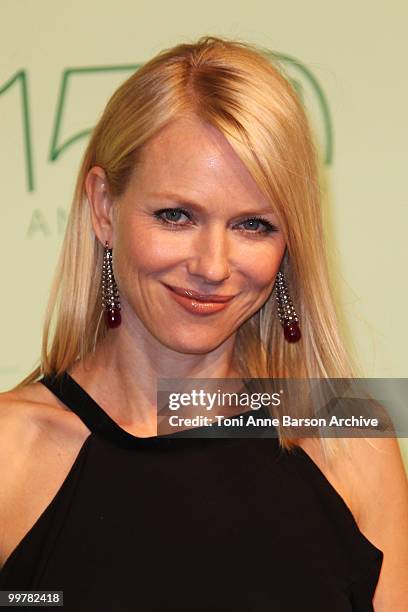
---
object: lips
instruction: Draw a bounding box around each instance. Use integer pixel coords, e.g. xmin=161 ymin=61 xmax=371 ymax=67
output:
xmin=162 ymin=283 xmax=235 ymax=303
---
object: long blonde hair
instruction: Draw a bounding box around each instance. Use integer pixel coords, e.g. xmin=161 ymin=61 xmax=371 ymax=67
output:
xmin=13 ymin=35 xmax=360 ymax=456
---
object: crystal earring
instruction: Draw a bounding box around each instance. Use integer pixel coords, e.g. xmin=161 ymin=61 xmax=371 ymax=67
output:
xmin=275 ymin=270 xmax=301 ymax=343
xmin=102 ymin=241 xmax=122 ymax=328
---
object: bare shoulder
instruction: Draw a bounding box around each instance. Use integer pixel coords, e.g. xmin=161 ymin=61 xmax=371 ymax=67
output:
xmin=0 ymin=382 xmax=90 ymax=568
xmin=296 ymin=437 xmax=362 ymax=521
xmin=0 ymin=382 xmax=90 ymax=449
xmin=298 ymin=436 xmax=408 ymax=609
xmin=342 ymin=437 xmax=408 ymax=610
xmin=340 ymin=436 xmax=408 ymax=517
xmin=298 ymin=436 xmax=408 ymax=515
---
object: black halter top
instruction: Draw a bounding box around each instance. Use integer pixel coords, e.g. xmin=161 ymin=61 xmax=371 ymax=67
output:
xmin=0 ymin=371 xmax=383 ymax=611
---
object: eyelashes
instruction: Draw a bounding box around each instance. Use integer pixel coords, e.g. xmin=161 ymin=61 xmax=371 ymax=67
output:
xmin=153 ymin=207 xmax=278 ymax=236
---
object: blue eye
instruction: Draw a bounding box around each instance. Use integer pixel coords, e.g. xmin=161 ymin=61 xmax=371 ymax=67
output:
xmin=238 ymin=217 xmax=277 ymax=234
xmin=154 ymin=208 xmax=191 ymax=225
xmin=153 ymin=207 xmax=278 ymax=235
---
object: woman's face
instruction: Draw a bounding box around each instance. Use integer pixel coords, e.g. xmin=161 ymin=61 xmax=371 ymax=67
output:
xmin=103 ymin=116 xmax=286 ymax=354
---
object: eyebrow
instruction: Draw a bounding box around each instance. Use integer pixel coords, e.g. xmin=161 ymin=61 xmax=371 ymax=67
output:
xmin=147 ymin=191 xmax=277 ymax=217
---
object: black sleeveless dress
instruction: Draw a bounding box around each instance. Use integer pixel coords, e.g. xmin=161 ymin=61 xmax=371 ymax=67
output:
xmin=0 ymin=372 xmax=383 ymax=611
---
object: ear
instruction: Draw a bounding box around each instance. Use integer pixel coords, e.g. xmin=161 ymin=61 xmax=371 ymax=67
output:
xmin=85 ymin=165 xmax=115 ymax=247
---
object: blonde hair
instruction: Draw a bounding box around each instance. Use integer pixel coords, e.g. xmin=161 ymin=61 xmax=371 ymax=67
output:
xmin=13 ymin=35 xmax=360 ymax=457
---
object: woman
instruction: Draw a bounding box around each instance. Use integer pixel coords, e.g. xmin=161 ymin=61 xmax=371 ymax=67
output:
xmin=0 ymin=35 xmax=407 ymax=611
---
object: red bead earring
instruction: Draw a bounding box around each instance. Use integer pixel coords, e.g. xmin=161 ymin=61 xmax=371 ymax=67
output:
xmin=275 ymin=270 xmax=301 ymax=343
xmin=102 ymin=241 xmax=122 ymax=328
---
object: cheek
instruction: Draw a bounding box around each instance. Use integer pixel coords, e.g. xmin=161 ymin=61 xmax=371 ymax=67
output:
xmin=247 ymin=258 xmax=279 ymax=287
xmin=238 ymin=243 xmax=285 ymax=290
xmin=114 ymin=223 xmax=188 ymax=280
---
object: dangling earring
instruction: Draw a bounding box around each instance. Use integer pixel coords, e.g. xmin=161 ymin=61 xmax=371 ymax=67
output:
xmin=102 ymin=241 xmax=122 ymax=328
xmin=275 ymin=270 xmax=301 ymax=343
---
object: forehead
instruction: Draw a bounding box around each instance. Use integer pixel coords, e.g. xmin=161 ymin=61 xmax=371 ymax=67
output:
xmin=128 ymin=116 xmax=271 ymax=208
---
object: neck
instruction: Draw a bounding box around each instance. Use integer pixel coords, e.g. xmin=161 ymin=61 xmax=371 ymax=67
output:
xmin=67 ymin=324 xmax=242 ymax=436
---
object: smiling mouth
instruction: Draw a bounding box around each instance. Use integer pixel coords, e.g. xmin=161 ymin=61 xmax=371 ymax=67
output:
xmin=162 ymin=283 xmax=235 ymax=303
xmin=162 ymin=283 xmax=235 ymax=316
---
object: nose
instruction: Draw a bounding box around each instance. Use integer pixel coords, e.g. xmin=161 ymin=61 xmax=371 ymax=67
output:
xmin=187 ymin=225 xmax=231 ymax=283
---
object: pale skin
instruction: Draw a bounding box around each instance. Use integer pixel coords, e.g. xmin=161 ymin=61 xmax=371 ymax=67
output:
xmin=0 ymin=116 xmax=407 ymax=609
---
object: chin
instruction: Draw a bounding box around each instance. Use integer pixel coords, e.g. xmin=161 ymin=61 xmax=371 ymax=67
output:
xmin=161 ymin=334 xmax=228 ymax=355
